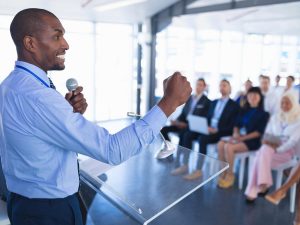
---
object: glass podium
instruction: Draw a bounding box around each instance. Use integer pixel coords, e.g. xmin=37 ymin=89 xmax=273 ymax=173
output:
xmin=80 ymin=141 xmax=228 ymax=225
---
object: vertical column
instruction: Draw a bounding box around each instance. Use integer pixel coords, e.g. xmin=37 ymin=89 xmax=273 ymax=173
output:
xmin=136 ymin=23 xmax=143 ymax=115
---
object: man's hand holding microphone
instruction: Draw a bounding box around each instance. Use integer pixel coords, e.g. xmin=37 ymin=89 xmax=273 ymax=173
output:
xmin=65 ymin=78 xmax=88 ymax=114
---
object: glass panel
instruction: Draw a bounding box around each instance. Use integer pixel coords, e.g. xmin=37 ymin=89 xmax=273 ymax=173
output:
xmin=261 ymin=44 xmax=281 ymax=76
xmin=197 ymin=29 xmax=220 ymax=41
xmin=296 ymin=47 xmax=300 ymax=75
xmin=0 ymin=15 xmax=12 ymax=29
xmin=95 ymin=23 xmax=135 ymax=121
xmin=241 ymin=34 xmax=263 ymax=84
xmin=0 ymin=29 xmax=17 ymax=83
xmin=282 ymin=36 xmax=298 ymax=45
xmin=263 ymin=35 xmax=281 ymax=45
xmin=80 ymin=141 xmax=228 ymax=224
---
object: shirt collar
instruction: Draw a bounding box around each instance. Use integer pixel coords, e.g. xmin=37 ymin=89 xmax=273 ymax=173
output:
xmin=15 ymin=61 xmax=50 ymax=87
xmin=193 ymin=93 xmax=203 ymax=101
xmin=219 ymin=97 xmax=229 ymax=102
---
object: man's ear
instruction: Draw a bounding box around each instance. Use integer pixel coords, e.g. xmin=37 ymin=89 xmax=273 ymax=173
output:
xmin=23 ymin=35 xmax=37 ymax=53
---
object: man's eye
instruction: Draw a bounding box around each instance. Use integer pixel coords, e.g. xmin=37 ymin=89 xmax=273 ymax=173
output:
xmin=54 ymin=35 xmax=60 ymax=40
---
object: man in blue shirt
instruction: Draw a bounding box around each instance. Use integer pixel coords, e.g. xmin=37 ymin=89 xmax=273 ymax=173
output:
xmin=0 ymin=8 xmax=192 ymax=225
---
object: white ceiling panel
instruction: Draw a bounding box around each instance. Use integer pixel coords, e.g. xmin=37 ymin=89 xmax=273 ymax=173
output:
xmin=0 ymin=0 xmax=179 ymax=23
xmin=173 ymin=1 xmax=300 ymax=35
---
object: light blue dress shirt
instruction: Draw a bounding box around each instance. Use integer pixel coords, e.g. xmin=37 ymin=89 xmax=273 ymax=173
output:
xmin=188 ymin=94 xmax=202 ymax=115
xmin=0 ymin=61 xmax=167 ymax=199
xmin=210 ymin=98 xmax=229 ymax=129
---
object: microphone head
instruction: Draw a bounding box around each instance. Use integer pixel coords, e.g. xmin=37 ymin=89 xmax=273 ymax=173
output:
xmin=155 ymin=140 xmax=176 ymax=159
xmin=66 ymin=78 xmax=78 ymax=91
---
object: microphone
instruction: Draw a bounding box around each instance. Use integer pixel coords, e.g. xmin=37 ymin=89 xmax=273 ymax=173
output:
xmin=66 ymin=78 xmax=78 ymax=100
xmin=127 ymin=112 xmax=176 ymax=159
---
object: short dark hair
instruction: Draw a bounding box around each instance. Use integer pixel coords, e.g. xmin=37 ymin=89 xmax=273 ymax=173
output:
xmin=245 ymin=86 xmax=264 ymax=110
xmin=261 ymin=75 xmax=270 ymax=81
xmin=287 ymin=75 xmax=295 ymax=81
xmin=10 ymin=8 xmax=57 ymax=54
xmin=197 ymin=78 xmax=206 ymax=86
xmin=220 ymin=79 xmax=230 ymax=86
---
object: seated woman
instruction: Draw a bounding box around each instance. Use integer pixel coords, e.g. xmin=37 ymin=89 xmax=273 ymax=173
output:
xmin=265 ymin=162 xmax=300 ymax=225
xmin=217 ymin=87 xmax=269 ymax=189
xmin=245 ymin=91 xmax=300 ymax=202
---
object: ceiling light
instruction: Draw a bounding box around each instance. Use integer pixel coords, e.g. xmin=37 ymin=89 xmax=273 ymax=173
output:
xmin=94 ymin=0 xmax=147 ymax=12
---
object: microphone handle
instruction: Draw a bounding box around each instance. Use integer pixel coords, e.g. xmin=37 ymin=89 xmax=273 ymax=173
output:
xmin=69 ymin=90 xmax=76 ymax=101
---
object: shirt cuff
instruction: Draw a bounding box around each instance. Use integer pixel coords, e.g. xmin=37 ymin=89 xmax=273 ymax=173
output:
xmin=141 ymin=105 xmax=167 ymax=135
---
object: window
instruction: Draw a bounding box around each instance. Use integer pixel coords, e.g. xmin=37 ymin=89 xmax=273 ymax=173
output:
xmin=0 ymin=15 xmax=16 ymax=83
xmin=155 ymin=23 xmax=300 ymax=101
xmin=0 ymin=17 xmax=137 ymax=122
xmin=95 ymin=23 xmax=135 ymax=121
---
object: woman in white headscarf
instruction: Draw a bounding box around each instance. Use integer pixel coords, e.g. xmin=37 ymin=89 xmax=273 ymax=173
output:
xmin=245 ymin=90 xmax=300 ymax=202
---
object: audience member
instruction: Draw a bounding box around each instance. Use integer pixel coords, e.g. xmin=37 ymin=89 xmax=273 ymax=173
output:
xmin=260 ymin=75 xmax=278 ymax=115
xmin=245 ymin=91 xmax=300 ymax=202
xmin=267 ymin=75 xmax=298 ymax=116
xmin=271 ymin=74 xmax=284 ymax=95
xmin=161 ymin=78 xmax=210 ymax=145
xmin=171 ymin=80 xmax=239 ymax=179
xmin=275 ymin=75 xmax=281 ymax=88
xmin=235 ymin=79 xmax=253 ymax=108
xmin=286 ymin=75 xmax=295 ymax=92
xmin=217 ymin=87 xmax=269 ymax=188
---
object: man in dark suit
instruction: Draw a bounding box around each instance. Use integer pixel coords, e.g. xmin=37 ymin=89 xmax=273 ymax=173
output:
xmin=161 ymin=78 xmax=210 ymax=145
xmin=174 ymin=80 xmax=239 ymax=179
xmin=199 ymin=80 xmax=239 ymax=153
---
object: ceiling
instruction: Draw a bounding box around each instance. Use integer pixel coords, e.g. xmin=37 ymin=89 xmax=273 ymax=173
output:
xmin=0 ymin=0 xmax=179 ymax=23
xmin=0 ymin=0 xmax=299 ymax=36
xmin=173 ymin=1 xmax=300 ymax=35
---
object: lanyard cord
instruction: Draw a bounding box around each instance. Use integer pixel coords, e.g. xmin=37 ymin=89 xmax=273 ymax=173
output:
xmin=15 ymin=65 xmax=50 ymax=88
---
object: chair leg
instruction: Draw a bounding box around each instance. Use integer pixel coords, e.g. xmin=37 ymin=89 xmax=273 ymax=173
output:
xmin=276 ymin=171 xmax=283 ymax=190
xmin=248 ymin=155 xmax=255 ymax=179
xmin=290 ymin=184 xmax=297 ymax=213
xmin=239 ymin=157 xmax=245 ymax=190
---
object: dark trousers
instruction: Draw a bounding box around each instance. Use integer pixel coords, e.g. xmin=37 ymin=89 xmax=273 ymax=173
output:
xmin=180 ymin=131 xmax=222 ymax=168
xmin=181 ymin=131 xmax=221 ymax=155
xmin=181 ymin=131 xmax=200 ymax=150
xmin=7 ymin=192 xmax=83 ymax=225
xmin=198 ymin=133 xmax=222 ymax=155
xmin=161 ymin=125 xmax=186 ymax=145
